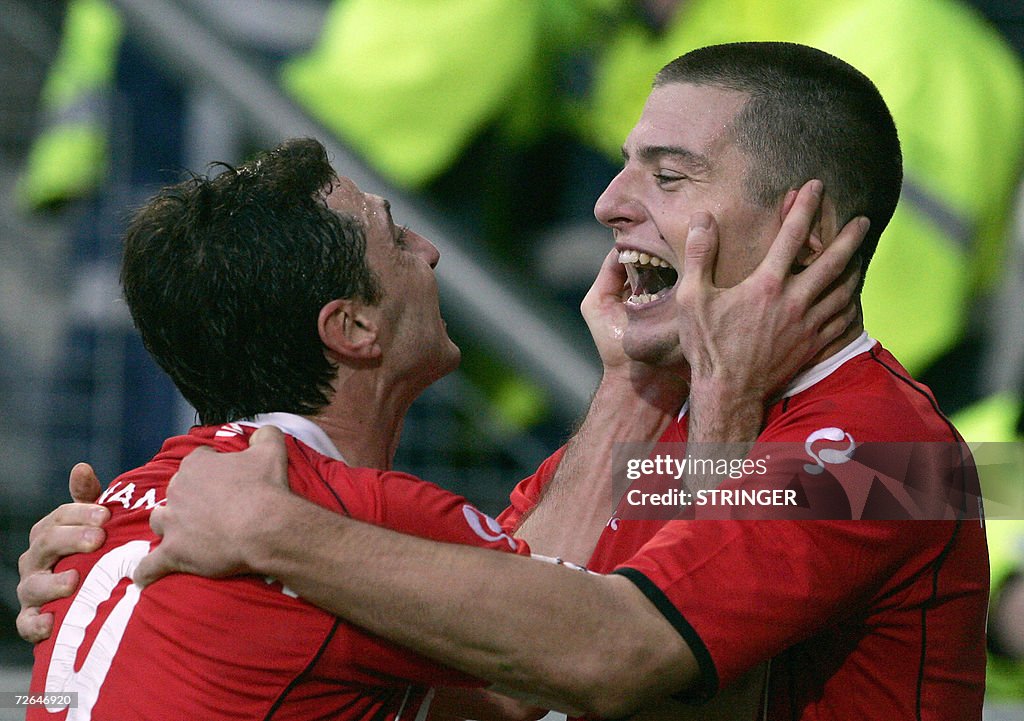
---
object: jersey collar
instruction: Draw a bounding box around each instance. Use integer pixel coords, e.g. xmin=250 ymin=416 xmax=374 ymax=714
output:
xmin=677 ymin=332 xmax=877 ymax=421
xmin=238 ymin=412 xmax=346 ymax=462
xmin=781 ymin=331 xmax=877 ymax=399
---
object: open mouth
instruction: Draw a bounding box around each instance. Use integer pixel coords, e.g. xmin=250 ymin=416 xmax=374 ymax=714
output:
xmin=618 ymin=250 xmax=679 ymax=305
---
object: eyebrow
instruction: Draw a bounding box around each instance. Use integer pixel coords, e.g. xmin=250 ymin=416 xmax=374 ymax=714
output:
xmin=622 ymin=144 xmax=712 ymax=173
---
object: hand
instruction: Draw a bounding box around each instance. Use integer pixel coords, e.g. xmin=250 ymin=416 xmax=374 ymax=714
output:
xmin=581 ymin=248 xmax=632 ymax=373
xmin=582 ymin=249 xmax=688 ymax=409
xmin=16 ymin=463 xmax=108 ymax=643
xmin=673 ymin=179 xmax=866 ymax=408
xmin=134 ymin=425 xmax=291 ymax=587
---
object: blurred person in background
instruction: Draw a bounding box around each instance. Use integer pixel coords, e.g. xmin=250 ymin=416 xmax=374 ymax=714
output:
xmin=283 ymin=0 xmax=1024 ymax=405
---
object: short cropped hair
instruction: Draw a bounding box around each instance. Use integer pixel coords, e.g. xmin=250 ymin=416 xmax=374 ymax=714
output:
xmin=655 ymin=42 xmax=903 ymax=270
xmin=121 ymin=137 xmax=381 ymax=425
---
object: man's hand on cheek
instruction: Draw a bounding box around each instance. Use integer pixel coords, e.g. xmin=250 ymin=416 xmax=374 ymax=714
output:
xmin=134 ymin=425 xmax=292 ymax=587
xmin=671 ymin=179 xmax=867 ymax=405
xmin=581 ymin=249 xmax=631 ymax=373
xmin=582 ymin=249 xmax=687 ymax=408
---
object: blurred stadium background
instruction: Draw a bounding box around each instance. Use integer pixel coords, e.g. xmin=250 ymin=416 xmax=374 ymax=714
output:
xmin=0 ymin=1 xmax=1022 ymax=719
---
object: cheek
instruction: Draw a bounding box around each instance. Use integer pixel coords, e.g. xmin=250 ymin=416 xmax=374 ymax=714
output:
xmin=649 ymin=206 xmax=695 ymax=249
xmin=722 ymin=199 xmax=777 ymax=258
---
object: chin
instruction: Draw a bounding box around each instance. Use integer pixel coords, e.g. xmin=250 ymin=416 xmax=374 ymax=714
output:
xmin=442 ymin=344 xmax=462 ymax=374
xmin=428 ymin=343 xmax=461 ymax=381
xmin=623 ymin=331 xmax=681 ymax=366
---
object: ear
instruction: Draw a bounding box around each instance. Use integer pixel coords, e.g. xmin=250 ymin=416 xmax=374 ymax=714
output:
xmin=318 ymin=299 xmax=382 ymax=361
xmin=780 ymin=187 xmax=839 ymax=268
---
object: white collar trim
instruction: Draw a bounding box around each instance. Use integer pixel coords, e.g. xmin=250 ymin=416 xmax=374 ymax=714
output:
xmin=238 ymin=412 xmax=346 ymax=462
xmin=677 ymin=332 xmax=877 ymax=421
xmin=781 ymin=331 xmax=876 ymax=399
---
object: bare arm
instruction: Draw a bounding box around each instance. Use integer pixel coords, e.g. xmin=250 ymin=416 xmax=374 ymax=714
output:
xmin=135 ymin=427 xmax=695 ymax=719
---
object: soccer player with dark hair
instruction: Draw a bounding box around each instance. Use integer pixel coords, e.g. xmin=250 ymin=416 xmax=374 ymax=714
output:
xmin=24 ymin=138 xmax=543 ymax=719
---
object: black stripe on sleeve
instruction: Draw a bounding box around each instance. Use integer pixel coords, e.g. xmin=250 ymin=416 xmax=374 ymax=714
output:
xmin=613 ymin=567 xmax=719 ymax=703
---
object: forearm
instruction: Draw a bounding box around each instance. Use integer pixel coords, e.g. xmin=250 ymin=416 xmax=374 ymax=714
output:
xmin=516 ymin=374 xmax=679 ymax=563
xmin=253 ymin=492 xmax=693 ymax=717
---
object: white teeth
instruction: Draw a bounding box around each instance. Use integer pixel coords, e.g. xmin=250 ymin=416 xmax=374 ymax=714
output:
xmin=617 ymin=249 xmax=672 ymax=269
xmin=626 ymin=287 xmax=672 ymax=306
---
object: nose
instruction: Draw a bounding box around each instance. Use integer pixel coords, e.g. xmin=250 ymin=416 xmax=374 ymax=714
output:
xmin=594 ymin=169 xmax=644 ymax=230
xmin=413 ymin=232 xmax=441 ymax=268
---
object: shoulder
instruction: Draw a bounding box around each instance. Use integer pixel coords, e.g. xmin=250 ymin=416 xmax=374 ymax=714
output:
xmin=764 ymin=344 xmax=959 ymax=444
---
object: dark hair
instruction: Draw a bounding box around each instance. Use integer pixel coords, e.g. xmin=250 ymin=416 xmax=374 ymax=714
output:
xmin=655 ymin=42 xmax=903 ymax=272
xmin=120 ymin=137 xmax=381 ymax=425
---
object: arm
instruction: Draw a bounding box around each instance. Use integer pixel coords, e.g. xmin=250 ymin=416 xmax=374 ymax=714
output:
xmin=135 ymin=427 xmax=694 ymax=719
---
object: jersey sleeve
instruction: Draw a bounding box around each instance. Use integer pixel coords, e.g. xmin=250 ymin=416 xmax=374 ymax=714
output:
xmin=302 ymin=460 xmax=533 ymax=687
xmin=613 ymin=519 xmax=957 ymax=700
xmin=374 ymin=471 xmax=532 ymax=556
xmin=496 ymin=445 xmax=567 ymax=531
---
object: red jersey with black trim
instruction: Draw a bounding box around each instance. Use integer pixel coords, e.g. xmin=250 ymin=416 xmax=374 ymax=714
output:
xmin=500 ymin=335 xmax=988 ymax=720
xmin=31 ymin=414 xmax=529 ymax=721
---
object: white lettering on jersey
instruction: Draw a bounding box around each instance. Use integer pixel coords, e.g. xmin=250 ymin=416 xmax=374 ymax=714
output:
xmin=103 ymin=482 xmax=136 ymax=508
xmin=45 ymin=540 xmax=151 ymax=719
xmin=96 ymin=481 xmax=124 ymax=505
xmin=215 ymin=422 xmax=245 ymax=438
xmin=461 ymin=505 xmax=517 ymax=550
xmin=129 ymin=487 xmax=160 ymax=510
xmin=803 ymin=427 xmax=857 ymax=475
xmin=98 ymin=481 xmax=164 ymax=511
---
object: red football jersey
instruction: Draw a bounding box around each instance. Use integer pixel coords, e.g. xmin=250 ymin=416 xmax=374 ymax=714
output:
xmin=31 ymin=413 xmax=529 ymax=721
xmin=500 ymin=336 xmax=988 ymax=720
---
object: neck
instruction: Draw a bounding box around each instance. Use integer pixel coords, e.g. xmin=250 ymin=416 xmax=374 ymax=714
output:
xmin=309 ymin=369 xmax=422 ymax=470
xmin=802 ymin=308 xmax=865 ymax=372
